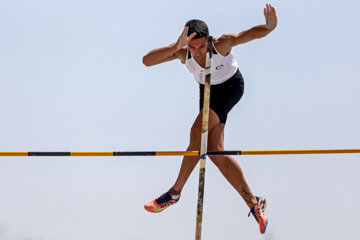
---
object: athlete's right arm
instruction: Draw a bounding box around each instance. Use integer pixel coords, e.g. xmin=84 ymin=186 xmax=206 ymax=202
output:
xmin=142 ymin=27 xmax=196 ymax=67
xmin=142 ymin=43 xmax=182 ymax=67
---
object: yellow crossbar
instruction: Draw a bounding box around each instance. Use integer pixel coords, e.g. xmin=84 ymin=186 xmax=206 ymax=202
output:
xmin=0 ymin=149 xmax=359 ymax=157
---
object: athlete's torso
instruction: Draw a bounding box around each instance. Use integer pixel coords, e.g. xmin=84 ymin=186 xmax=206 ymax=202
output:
xmin=185 ymin=43 xmax=238 ymax=85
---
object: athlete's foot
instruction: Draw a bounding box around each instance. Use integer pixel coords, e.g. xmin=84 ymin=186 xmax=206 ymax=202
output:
xmin=144 ymin=191 xmax=180 ymax=213
xmin=248 ymin=196 xmax=268 ymax=234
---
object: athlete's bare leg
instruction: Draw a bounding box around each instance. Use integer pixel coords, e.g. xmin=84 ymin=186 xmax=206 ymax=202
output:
xmin=172 ymin=109 xmax=220 ymax=192
xmin=171 ymin=110 xmax=256 ymax=208
xmin=208 ymin=123 xmax=257 ymax=208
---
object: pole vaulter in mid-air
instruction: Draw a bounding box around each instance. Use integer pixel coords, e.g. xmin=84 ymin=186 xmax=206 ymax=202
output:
xmin=142 ymin=3 xmax=278 ymax=236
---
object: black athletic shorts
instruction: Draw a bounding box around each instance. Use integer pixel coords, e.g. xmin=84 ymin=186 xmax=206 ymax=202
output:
xmin=199 ymin=69 xmax=244 ymax=124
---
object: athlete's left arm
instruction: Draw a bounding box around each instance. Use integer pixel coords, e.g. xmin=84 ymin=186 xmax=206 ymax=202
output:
xmin=216 ymin=4 xmax=277 ymax=54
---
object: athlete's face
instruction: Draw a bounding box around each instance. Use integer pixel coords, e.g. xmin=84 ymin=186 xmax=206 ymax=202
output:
xmin=187 ymin=37 xmax=208 ymax=62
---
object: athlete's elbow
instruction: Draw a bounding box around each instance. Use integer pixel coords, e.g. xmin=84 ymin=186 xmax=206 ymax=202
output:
xmin=142 ymin=56 xmax=152 ymax=67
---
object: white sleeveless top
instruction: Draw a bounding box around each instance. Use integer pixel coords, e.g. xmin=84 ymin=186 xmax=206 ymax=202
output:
xmin=185 ymin=43 xmax=238 ymax=85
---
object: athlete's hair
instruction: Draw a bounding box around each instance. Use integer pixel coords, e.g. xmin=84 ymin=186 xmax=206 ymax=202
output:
xmin=185 ymin=19 xmax=209 ymax=39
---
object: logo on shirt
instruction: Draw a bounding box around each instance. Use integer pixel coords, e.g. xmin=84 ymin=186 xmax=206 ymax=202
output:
xmin=216 ymin=64 xmax=224 ymax=70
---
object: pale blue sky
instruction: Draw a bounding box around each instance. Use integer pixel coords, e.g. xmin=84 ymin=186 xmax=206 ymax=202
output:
xmin=0 ymin=0 xmax=359 ymax=240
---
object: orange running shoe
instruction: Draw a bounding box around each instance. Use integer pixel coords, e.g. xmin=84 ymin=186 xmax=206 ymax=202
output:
xmin=144 ymin=191 xmax=180 ymax=213
xmin=248 ymin=196 xmax=268 ymax=234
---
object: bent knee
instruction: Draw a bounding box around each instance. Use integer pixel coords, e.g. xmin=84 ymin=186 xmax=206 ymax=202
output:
xmin=208 ymin=145 xmax=224 ymax=167
xmin=207 ymin=134 xmax=224 ymax=153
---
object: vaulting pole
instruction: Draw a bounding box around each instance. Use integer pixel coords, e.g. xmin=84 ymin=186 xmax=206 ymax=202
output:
xmin=195 ymin=36 xmax=213 ymax=240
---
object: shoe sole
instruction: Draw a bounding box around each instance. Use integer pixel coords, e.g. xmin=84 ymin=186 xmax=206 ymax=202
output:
xmin=261 ymin=198 xmax=268 ymax=234
xmin=262 ymin=219 xmax=268 ymax=234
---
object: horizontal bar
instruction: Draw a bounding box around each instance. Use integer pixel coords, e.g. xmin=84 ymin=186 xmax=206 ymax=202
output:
xmin=241 ymin=149 xmax=360 ymax=155
xmin=0 ymin=149 xmax=359 ymax=157
xmin=156 ymin=151 xmax=199 ymax=156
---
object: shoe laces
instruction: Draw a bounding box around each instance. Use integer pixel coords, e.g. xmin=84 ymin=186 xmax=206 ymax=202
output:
xmin=155 ymin=192 xmax=178 ymax=207
xmin=248 ymin=206 xmax=261 ymax=222
xmin=248 ymin=197 xmax=265 ymax=222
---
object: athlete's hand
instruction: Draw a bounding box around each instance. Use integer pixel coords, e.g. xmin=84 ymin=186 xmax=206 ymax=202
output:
xmin=264 ymin=4 xmax=277 ymax=30
xmin=175 ymin=27 xmax=197 ymax=51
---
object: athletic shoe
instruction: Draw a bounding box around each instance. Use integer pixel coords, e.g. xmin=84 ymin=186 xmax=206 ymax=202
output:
xmin=248 ymin=196 xmax=268 ymax=234
xmin=144 ymin=191 xmax=180 ymax=213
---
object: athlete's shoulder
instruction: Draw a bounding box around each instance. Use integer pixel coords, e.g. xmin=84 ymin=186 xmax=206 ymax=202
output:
xmin=213 ymin=35 xmax=234 ymax=56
